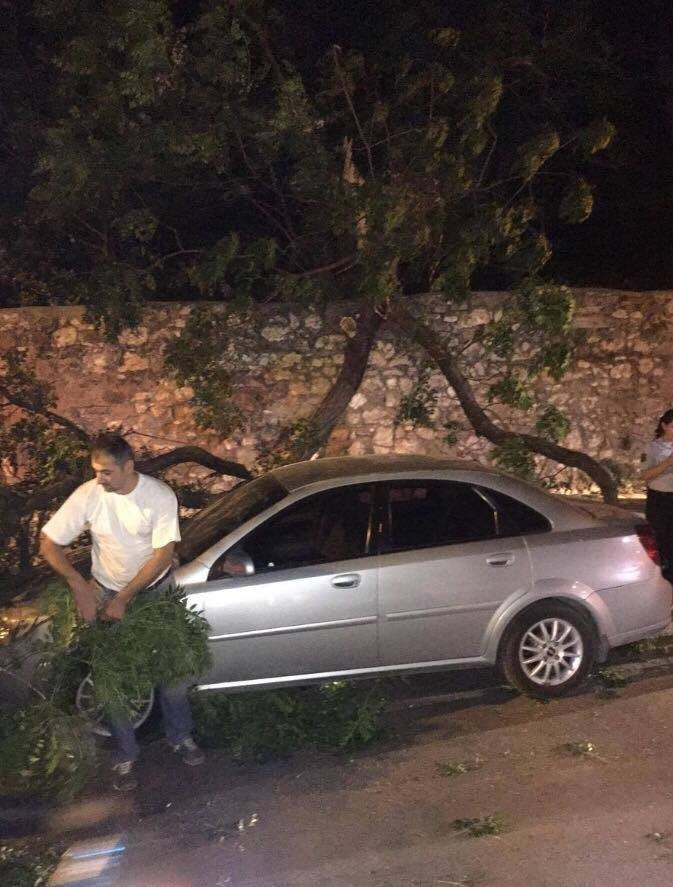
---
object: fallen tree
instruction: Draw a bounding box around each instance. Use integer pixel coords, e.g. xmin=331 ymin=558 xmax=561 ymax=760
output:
xmin=392 ymin=301 xmax=619 ymax=503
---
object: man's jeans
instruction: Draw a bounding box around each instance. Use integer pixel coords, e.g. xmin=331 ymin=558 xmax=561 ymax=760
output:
xmin=95 ymin=572 xmax=195 ymax=763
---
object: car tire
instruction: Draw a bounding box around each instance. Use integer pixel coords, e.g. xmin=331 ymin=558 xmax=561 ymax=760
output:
xmin=499 ymin=602 xmax=595 ymax=698
xmin=75 ymin=674 xmax=156 ymax=737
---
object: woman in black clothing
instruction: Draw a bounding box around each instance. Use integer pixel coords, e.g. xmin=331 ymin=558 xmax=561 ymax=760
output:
xmin=643 ymin=408 xmax=673 ymax=581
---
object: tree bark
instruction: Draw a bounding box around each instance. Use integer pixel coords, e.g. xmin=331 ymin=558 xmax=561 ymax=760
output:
xmin=137 ymin=446 xmax=252 ymax=480
xmin=392 ymin=303 xmax=619 ymax=504
xmin=9 ymin=447 xmax=251 ymax=516
xmin=263 ymin=304 xmax=383 ymax=463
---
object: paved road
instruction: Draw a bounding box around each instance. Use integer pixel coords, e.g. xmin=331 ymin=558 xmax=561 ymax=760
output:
xmin=42 ymin=654 xmax=673 ymax=887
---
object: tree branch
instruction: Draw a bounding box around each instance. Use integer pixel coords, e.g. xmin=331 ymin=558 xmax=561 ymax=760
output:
xmin=391 ymin=303 xmax=618 ymax=503
xmin=0 ymin=383 xmax=91 ymax=444
xmin=136 ymin=446 xmax=252 ymax=480
xmin=151 ymin=248 xmax=204 ymax=270
xmin=262 ymin=304 xmax=383 ymax=463
xmin=292 ymin=254 xmax=359 ymax=277
xmin=332 ymin=46 xmax=375 ymax=178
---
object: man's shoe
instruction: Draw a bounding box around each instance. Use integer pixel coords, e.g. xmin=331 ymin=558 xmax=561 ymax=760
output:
xmin=112 ymin=760 xmax=137 ymax=792
xmin=172 ymin=737 xmax=205 ymax=766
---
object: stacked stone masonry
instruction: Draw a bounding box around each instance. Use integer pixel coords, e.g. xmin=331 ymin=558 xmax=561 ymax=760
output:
xmin=1 ymin=290 xmax=672 ymax=496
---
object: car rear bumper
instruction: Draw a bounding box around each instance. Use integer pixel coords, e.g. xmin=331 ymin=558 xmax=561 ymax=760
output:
xmin=591 ymin=571 xmax=672 ymax=650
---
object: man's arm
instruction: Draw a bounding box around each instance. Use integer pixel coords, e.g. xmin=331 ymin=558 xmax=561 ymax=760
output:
xmin=101 ymin=542 xmax=176 ymax=621
xmin=39 ymin=533 xmax=98 ymax=622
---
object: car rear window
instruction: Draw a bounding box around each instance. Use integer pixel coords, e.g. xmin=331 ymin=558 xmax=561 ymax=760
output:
xmin=480 ymin=488 xmax=551 ymax=536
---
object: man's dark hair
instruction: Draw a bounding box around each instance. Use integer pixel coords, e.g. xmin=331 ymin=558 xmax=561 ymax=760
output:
xmin=91 ymin=433 xmax=134 ymax=465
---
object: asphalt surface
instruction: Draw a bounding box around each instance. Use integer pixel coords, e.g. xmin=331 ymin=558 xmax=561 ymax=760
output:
xmin=32 ymin=641 xmax=673 ymax=887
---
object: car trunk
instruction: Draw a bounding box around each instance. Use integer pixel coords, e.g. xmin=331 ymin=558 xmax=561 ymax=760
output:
xmin=564 ymin=498 xmax=645 ymax=527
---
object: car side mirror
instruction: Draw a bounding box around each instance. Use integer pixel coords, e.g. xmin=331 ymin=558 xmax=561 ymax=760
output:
xmin=219 ymin=549 xmax=255 ymax=577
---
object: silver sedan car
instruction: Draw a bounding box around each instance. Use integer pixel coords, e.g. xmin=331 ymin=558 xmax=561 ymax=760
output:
xmin=176 ymin=455 xmax=671 ymax=698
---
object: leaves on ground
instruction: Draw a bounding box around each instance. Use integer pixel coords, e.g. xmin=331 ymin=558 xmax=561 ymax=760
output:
xmin=192 ymin=679 xmax=389 ymax=759
xmin=0 ymin=839 xmax=62 ymax=887
xmin=451 ymin=814 xmax=506 ymax=837
xmin=557 ymin=740 xmax=607 ymax=763
xmin=436 ymin=756 xmax=484 ymax=777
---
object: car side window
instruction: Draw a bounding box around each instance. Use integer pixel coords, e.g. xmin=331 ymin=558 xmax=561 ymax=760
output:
xmin=209 ymin=485 xmax=374 ymax=578
xmin=382 ymin=480 xmax=498 ymax=552
xmin=480 ymin=487 xmax=551 ymax=536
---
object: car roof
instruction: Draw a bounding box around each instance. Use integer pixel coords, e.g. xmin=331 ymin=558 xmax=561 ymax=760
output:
xmin=267 ymin=455 xmax=601 ymax=531
xmin=269 ymin=454 xmax=494 ymax=491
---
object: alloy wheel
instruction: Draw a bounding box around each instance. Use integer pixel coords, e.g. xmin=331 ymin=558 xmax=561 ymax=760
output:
xmin=518 ymin=617 xmax=584 ymax=687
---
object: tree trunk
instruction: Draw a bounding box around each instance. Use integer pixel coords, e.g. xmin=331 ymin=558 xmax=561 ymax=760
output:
xmin=263 ymin=304 xmax=383 ymax=464
xmin=393 ymin=304 xmax=619 ymax=504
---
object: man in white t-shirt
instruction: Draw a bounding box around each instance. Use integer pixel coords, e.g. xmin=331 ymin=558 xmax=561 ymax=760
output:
xmin=40 ymin=433 xmax=204 ymax=791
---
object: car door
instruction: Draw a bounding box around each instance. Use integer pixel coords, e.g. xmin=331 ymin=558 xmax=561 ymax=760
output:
xmin=376 ymin=479 xmax=532 ymax=665
xmin=187 ymin=483 xmax=379 ymax=687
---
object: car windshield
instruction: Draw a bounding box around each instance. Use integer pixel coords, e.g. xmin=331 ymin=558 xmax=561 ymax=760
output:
xmin=178 ymin=474 xmax=288 ymax=563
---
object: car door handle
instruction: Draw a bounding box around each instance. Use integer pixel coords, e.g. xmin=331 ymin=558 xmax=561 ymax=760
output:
xmin=486 ymin=552 xmax=516 ymax=567
xmin=331 ymin=573 xmax=361 ymax=588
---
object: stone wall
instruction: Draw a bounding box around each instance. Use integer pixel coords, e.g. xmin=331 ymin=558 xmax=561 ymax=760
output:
xmin=1 ymin=290 xmax=672 ymax=495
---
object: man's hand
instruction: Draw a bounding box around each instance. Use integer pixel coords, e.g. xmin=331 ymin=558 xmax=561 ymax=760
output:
xmin=68 ymin=575 xmax=99 ymax=623
xmin=101 ymin=593 xmax=130 ymax=621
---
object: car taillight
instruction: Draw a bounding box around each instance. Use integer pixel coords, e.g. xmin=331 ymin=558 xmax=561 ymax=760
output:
xmin=636 ymin=523 xmax=660 ymax=564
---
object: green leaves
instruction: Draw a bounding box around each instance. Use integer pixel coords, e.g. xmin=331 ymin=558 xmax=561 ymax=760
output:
xmin=578 ymin=117 xmax=616 ymax=155
xmin=115 ymin=208 xmax=159 ymax=242
xmin=187 ymin=233 xmax=241 ymax=297
xmin=187 ymin=235 xmax=277 ymax=301
xmin=0 ymin=702 xmax=97 ymax=802
xmin=80 ymin=263 xmax=148 ymax=338
xmin=513 ymin=130 xmax=561 ymax=181
xmin=0 ymin=348 xmax=55 ymax=413
xmin=265 ymin=73 xmax=318 ymax=155
xmin=192 ymin=679 xmax=388 ymax=759
xmin=488 ymin=376 xmax=533 ymax=410
xmin=492 ymin=438 xmax=536 ymax=481
xmin=515 ymin=281 xmax=575 ymax=335
xmin=430 ymin=27 xmax=461 ymax=49
xmin=451 ymin=813 xmax=506 ymax=838
xmin=84 ymin=595 xmax=211 ymax=720
xmin=535 ymin=405 xmax=570 ymax=442
xmin=0 ymin=839 xmax=62 ymax=887
xmin=469 ymin=74 xmax=504 ymax=120
xmin=395 ymin=364 xmax=438 ymax=427
xmin=0 ymin=582 xmax=211 ymax=801
xmin=559 ymin=178 xmax=594 ymax=224
xmin=31 ymin=128 xmax=92 ymax=212
xmin=43 ymin=582 xmax=212 ymax=721
xmin=164 ymin=304 xmax=244 ymax=436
